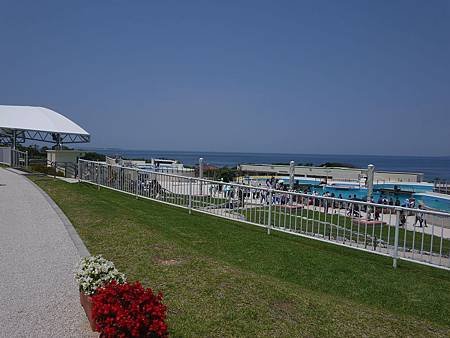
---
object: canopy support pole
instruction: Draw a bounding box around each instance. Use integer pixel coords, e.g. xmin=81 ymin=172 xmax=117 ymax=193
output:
xmin=12 ymin=130 xmax=16 ymax=150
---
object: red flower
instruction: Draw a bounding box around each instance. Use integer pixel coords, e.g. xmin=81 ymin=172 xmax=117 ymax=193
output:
xmin=92 ymin=281 xmax=168 ymax=337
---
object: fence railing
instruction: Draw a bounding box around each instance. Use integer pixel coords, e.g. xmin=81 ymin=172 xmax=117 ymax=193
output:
xmin=0 ymin=146 xmax=11 ymax=165
xmin=11 ymin=149 xmax=28 ymax=168
xmin=434 ymin=180 xmax=450 ymax=195
xmin=48 ymin=161 xmax=78 ymax=178
xmin=0 ymin=147 xmax=28 ymax=168
xmin=26 ymin=158 xmax=78 ymax=178
xmin=78 ymin=159 xmax=450 ymax=270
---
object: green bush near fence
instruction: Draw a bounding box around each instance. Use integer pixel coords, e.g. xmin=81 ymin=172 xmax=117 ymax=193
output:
xmin=29 ymin=164 xmax=65 ymax=177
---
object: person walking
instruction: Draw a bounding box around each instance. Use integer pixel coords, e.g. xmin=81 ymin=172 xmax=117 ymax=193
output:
xmin=414 ymin=204 xmax=427 ymax=227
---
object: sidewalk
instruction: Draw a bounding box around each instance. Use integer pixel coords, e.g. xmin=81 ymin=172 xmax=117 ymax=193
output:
xmin=0 ymin=168 xmax=95 ymax=337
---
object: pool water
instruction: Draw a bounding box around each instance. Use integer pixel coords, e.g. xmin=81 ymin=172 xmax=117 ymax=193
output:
xmin=373 ymin=183 xmax=434 ymax=193
xmin=414 ymin=194 xmax=450 ymax=213
xmin=318 ymin=187 xmax=450 ymax=213
xmin=309 ymin=186 xmax=408 ymax=204
xmin=250 ymin=177 xmax=450 ymax=213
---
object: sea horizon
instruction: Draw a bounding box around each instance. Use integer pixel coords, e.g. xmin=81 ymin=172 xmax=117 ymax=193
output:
xmin=82 ymin=146 xmax=450 ymax=159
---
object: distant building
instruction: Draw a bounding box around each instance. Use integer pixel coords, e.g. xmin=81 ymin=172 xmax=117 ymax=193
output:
xmin=238 ymin=163 xmax=424 ymax=183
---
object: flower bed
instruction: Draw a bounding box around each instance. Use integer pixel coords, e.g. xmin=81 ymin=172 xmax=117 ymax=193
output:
xmin=75 ymin=255 xmax=126 ymax=296
xmin=92 ymin=281 xmax=168 ymax=337
xmin=75 ymin=255 xmax=127 ymax=330
xmin=75 ymin=255 xmax=168 ymax=336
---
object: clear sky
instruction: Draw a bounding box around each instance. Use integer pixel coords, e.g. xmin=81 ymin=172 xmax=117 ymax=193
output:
xmin=0 ymin=0 xmax=449 ymax=156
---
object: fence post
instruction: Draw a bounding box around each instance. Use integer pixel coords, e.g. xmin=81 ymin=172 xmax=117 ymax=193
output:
xmin=267 ymin=189 xmax=273 ymax=235
xmin=25 ymin=151 xmax=29 ymax=169
xmin=96 ymin=164 xmax=100 ymax=190
xmin=366 ymin=164 xmax=375 ymax=201
xmin=199 ymin=157 xmax=204 ymax=195
xmin=289 ymin=160 xmax=295 ymax=205
xmin=77 ymin=161 xmax=81 ymax=182
xmin=135 ymin=170 xmax=139 ymax=199
xmin=188 ymin=177 xmax=193 ymax=215
xmin=393 ymin=208 xmax=401 ymax=269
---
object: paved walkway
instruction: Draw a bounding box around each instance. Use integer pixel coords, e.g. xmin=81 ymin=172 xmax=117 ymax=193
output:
xmin=0 ymin=168 xmax=96 ymax=337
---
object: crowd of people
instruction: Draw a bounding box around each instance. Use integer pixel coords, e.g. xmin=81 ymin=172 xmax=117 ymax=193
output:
xmin=214 ymin=176 xmax=429 ymax=227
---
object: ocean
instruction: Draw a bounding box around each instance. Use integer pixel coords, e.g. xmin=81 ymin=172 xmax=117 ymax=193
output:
xmin=87 ymin=149 xmax=450 ymax=181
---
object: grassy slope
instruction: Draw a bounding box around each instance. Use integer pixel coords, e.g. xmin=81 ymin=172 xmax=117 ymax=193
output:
xmin=32 ymin=177 xmax=450 ymax=337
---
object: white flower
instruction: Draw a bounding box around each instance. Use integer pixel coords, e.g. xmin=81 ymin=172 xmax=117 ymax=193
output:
xmin=74 ymin=255 xmax=126 ymax=295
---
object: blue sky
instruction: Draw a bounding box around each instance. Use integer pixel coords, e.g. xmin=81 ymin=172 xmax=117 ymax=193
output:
xmin=0 ymin=0 xmax=449 ymax=156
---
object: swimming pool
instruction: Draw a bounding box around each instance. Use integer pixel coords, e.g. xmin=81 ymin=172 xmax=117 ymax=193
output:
xmin=318 ymin=187 xmax=450 ymax=213
xmin=373 ymin=182 xmax=434 ymax=193
xmin=249 ymin=176 xmax=450 ymax=212
xmin=315 ymin=186 xmax=411 ymax=204
xmin=413 ymin=193 xmax=450 ymax=213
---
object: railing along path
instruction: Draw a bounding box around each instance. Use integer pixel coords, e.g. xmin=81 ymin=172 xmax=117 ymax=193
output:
xmin=78 ymin=159 xmax=450 ymax=270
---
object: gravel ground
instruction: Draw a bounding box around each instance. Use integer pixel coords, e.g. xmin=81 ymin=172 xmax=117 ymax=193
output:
xmin=0 ymin=168 xmax=96 ymax=337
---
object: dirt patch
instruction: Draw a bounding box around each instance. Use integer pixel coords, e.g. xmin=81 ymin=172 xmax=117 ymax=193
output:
xmin=272 ymin=300 xmax=296 ymax=313
xmin=153 ymin=257 xmax=183 ymax=266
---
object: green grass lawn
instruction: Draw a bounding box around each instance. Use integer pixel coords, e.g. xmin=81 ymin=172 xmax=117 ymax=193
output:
xmin=32 ymin=176 xmax=450 ymax=337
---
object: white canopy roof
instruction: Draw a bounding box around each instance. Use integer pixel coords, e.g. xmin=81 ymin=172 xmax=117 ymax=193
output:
xmin=0 ymin=105 xmax=90 ymax=144
xmin=0 ymin=105 xmax=89 ymax=135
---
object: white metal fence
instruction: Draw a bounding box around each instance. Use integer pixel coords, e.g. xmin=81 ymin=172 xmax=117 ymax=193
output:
xmin=11 ymin=149 xmax=28 ymax=168
xmin=47 ymin=160 xmax=78 ymax=178
xmin=434 ymin=180 xmax=450 ymax=195
xmin=0 ymin=147 xmax=28 ymax=168
xmin=78 ymin=159 xmax=450 ymax=270
xmin=0 ymin=147 xmax=11 ymax=165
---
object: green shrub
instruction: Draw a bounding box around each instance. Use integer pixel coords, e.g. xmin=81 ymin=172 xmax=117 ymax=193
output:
xmin=30 ymin=164 xmax=65 ymax=177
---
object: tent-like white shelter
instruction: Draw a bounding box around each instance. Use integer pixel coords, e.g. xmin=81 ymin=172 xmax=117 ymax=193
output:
xmin=0 ymin=105 xmax=90 ymax=147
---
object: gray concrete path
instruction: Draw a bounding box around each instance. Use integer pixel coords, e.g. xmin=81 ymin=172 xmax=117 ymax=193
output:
xmin=0 ymin=168 xmax=96 ymax=337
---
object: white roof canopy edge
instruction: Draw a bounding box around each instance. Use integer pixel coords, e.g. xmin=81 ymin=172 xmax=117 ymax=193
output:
xmin=0 ymin=105 xmax=90 ymax=144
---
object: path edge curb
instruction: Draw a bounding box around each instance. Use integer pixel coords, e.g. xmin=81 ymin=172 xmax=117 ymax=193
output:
xmin=27 ymin=176 xmax=90 ymax=257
